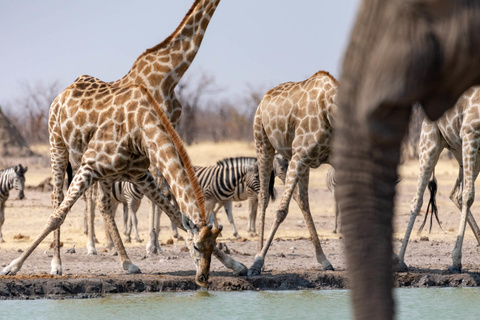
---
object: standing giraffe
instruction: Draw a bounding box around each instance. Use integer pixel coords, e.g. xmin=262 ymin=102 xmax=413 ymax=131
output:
xmin=1 ymin=85 xmax=224 ymax=286
xmin=395 ymin=86 xmax=480 ymax=272
xmin=248 ymin=70 xmax=337 ymax=276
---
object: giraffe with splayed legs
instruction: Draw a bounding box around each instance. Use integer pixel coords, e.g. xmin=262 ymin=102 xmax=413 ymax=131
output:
xmin=1 ymin=85 xmax=223 ymax=286
xmin=248 ymin=71 xmax=337 ymax=276
xmin=50 ymin=0 xmax=221 ymax=269
xmin=395 ymin=87 xmax=480 ymax=273
xmin=2 ymin=0 xmax=248 ymax=283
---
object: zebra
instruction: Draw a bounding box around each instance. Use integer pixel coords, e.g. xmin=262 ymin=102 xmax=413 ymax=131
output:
xmin=195 ymin=157 xmax=276 ymax=238
xmin=111 ymin=181 xmax=144 ymax=244
xmin=0 ymin=164 xmax=28 ymax=242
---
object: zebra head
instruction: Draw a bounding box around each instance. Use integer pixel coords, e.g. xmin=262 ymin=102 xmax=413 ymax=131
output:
xmin=243 ymin=163 xmax=260 ymax=192
xmin=12 ymin=164 xmax=28 ymax=200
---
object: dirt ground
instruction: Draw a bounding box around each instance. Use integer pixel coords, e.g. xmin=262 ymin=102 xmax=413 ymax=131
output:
xmin=1 ymin=142 xmax=480 ymax=299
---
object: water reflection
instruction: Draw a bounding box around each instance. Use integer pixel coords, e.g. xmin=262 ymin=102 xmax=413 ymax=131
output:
xmin=1 ymin=287 xmax=479 ymax=320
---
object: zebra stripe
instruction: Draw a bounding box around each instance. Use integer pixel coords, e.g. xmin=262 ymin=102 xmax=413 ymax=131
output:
xmin=111 ymin=181 xmax=143 ymax=204
xmin=195 ymin=157 xmax=258 ymax=202
xmin=326 ymin=167 xmax=336 ymax=193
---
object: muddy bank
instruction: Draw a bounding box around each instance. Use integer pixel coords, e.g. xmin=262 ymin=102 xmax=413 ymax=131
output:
xmin=1 ymin=270 xmax=479 ymax=300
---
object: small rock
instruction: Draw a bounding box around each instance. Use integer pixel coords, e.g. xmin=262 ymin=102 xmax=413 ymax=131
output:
xmin=279 ymin=253 xmax=286 ymax=258
xmin=290 ymin=246 xmax=296 ymax=250
xmin=65 ymin=245 xmax=76 ymax=254
xmin=166 ymin=238 xmax=174 ymax=245
xmin=180 ymin=246 xmax=189 ymax=252
xmin=420 ymin=236 xmax=429 ymax=241
xmin=1 ymin=263 xmax=6 ymax=267
xmin=17 ymin=249 xmax=24 ymax=253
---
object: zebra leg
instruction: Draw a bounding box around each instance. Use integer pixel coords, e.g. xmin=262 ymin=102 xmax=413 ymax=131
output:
xmin=247 ymin=191 xmax=259 ymax=237
xmin=97 ymin=181 xmax=140 ymax=273
xmin=0 ymin=202 xmax=5 ymax=243
xmin=223 ymin=201 xmax=240 ymax=239
xmin=129 ymin=197 xmax=143 ymax=243
xmin=123 ymin=202 xmax=132 ymax=243
xmin=86 ymin=184 xmax=97 ymax=255
xmin=132 ymin=173 xmax=179 ymax=255
xmin=146 ymin=198 xmax=162 ymax=254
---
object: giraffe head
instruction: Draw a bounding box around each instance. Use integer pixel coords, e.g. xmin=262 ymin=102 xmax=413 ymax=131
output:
xmin=183 ymin=214 xmax=222 ymax=287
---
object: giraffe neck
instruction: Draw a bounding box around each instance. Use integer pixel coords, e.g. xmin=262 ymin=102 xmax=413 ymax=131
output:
xmin=116 ymin=0 xmax=220 ymax=99
xmin=140 ymin=87 xmax=207 ymax=226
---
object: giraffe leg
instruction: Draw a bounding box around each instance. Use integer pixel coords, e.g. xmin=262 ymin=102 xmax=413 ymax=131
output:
xmin=449 ymin=167 xmax=480 ymax=246
xmin=96 ymin=181 xmax=140 ymax=274
xmin=253 ymin=125 xmax=275 ymax=252
xmin=2 ymin=165 xmax=95 ymax=275
xmin=249 ymin=155 xmax=316 ymax=276
xmin=450 ymin=140 xmax=480 ymax=273
xmin=395 ymin=122 xmax=444 ymax=271
xmin=293 ymin=170 xmax=333 ymax=270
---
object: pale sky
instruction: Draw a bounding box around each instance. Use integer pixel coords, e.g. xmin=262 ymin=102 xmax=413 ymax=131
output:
xmin=0 ymin=0 xmax=360 ymax=109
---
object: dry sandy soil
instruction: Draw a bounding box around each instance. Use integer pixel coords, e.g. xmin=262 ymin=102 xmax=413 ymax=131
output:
xmin=1 ymin=142 xmax=480 ymax=299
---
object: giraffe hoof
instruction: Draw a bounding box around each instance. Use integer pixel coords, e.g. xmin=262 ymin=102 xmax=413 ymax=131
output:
xmin=233 ymin=263 xmax=248 ymax=276
xmin=323 ymin=264 xmax=334 ymax=271
xmin=393 ymin=260 xmax=408 ymax=272
xmin=126 ymin=263 xmax=142 ymax=274
xmin=247 ymin=257 xmax=264 ymax=276
xmin=448 ymin=265 xmax=462 ymax=274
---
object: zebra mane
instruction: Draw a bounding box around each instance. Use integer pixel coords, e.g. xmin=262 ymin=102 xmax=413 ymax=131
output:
xmin=0 ymin=164 xmax=27 ymax=176
xmin=216 ymin=157 xmax=257 ymax=167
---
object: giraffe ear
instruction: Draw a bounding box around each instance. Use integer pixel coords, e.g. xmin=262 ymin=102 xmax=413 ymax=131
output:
xmin=182 ymin=214 xmax=197 ymax=233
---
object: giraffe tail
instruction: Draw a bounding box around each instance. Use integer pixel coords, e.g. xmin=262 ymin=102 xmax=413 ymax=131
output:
xmin=418 ymin=169 xmax=443 ymax=235
xmin=268 ymin=170 xmax=277 ymax=202
xmin=66 ymin=161 xmax=73 ymax=189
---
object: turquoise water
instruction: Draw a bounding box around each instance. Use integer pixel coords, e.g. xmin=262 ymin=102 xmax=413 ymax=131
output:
xmin=1 ymin=287 xmax=480 ymax=320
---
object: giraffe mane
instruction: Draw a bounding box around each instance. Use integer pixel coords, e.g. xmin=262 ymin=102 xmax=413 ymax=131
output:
xmin=134 ymin=0 xmax=202 ymax=63
xmin=139 ymin=86 xmax=207 ymax=223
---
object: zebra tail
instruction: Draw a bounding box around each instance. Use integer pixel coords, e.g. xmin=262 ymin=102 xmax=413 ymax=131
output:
xmin=66 ymin=161 xmax=73 ymax=189
xmin=268 ymin=170 xmax=277 ymax=202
